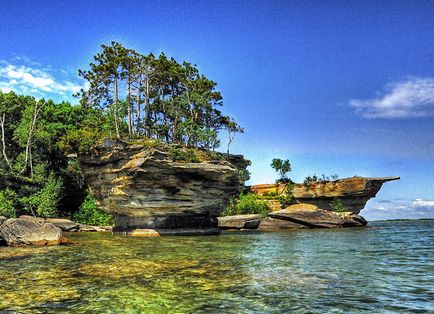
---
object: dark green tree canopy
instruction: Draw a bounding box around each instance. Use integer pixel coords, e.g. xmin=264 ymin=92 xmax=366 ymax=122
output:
xmin=77 ymin=41 xmax=242 ymax=151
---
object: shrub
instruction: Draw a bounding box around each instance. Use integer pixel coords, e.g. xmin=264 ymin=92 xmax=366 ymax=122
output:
xmin=20 ymin=174 xmax=62 ymax=218
xmin=0 ymin=188 xmax=17 ymax=218
xmin=222 ymin=193 xmax=270 ymax=217
xmin=329 ymin=198 xmax=346 ymax=212
xmin=73 ymin=193 xmax=114 ymax=226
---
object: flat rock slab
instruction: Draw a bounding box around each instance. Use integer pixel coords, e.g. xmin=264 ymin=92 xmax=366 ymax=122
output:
xmin=46 ymin=218 xmax=80 ymax=232
xmin=218 ymin=214 xmax=262 ymax=230
xmin=269 ymin=203 xmax=367 ymax=228
xmin=0 ymin=216 xmax=67 ymax=246
xmin=130 ymin=229 xmax=160 ymax=237
xmin=258 ymin=217 xmax=307 ymax=230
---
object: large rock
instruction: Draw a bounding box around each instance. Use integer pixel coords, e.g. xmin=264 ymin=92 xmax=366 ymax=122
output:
xmin=46 ymin=218 xmax=80 ymax=232
xmin=258 ymin=217 xmax=307 ymax=230
xmin=250 ymin=176 xmax=399 ymax=214
xmin=268 ymin=203 xmax=367 ymax=228
xmin=79 ymin=140 xmax=250 ymax=235
xmin=0 ymin=216 xmax=69 ymax=246
xmin=218 ymin=214 xmax=261 ymax=230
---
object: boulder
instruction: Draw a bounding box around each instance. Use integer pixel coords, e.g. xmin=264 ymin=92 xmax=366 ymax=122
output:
xmin=268 ymin=203 xmax=367 ymax=228
xmin=218 ymin=214 xmax=262 ymax=230
xmin=46 ymin=218 xmax=80 ymax=232
xmin=79 ymin=140 xmax=250 ymax=235
xmin=258 ymin=217 xmax=307 ymax=230
xmin=0 ymin=216 xmax=6 ymax=225
xmin=0 ymin=216 xmax=69 ymax=246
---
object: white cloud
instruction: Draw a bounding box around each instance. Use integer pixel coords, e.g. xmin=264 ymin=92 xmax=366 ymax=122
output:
xmin=349 ymin=77 xmax=434 ymax=118
xmin=362 ymin=198 xmax=434 ymax=220
xmin=0 ymin=59 xmax=83 ymax=100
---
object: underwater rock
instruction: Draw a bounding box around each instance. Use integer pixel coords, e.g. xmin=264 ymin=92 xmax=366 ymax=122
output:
xmin=79 ymin=140 xmax=249 ymax=235
xmin=250 ymin=176 xmax=399 ymax=214
xmin=130 ymin=229 xmax=160 ymax=237
xmin=218 ymin=214 xmax=262 ymax=230
xmin=0 ymin=216 xmax=70 ymax=246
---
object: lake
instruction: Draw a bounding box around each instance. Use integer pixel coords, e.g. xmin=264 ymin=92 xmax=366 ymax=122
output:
xmin=0 ymin=220 xmax=433 ymax=313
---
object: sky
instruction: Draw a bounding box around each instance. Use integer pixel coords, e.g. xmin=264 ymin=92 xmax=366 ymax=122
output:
xmin=0 ymin=0 xmax=433 ymax=220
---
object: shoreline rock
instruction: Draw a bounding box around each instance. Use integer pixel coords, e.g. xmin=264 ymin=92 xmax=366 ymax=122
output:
xmin=0 ymin=216 xmax=71 ymax=246
xmin=220 ymin=203 xmax=368 ymax=231
xmin=79 ymin=140 xmax=250 ymax=235
xmin=218 ymin=214 xmax=261 ymax=230
xmin=250 ymin=176 xmax=399 ymax=214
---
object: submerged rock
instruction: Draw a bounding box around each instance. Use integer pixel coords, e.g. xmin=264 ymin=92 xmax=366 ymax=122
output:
xmin=218 ymin=214 xmax=261 ymax=230
xmin=0 ymin=216 xmax=70 ymax=246
xmin=268 ymin=203 xmax=367 ymax=228
xmin=79 ymin=140 xmax=250 ymax=235
xmin=250 ymin=176 xmax=399 ymax=214
xmin=130 ymin=229 xmax=160 ymax=237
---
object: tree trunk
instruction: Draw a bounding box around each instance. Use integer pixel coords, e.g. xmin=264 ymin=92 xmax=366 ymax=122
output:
xmin=127 ymin=75 xmax=132 ymax=137
xmin=114 ymin=76 xmax=120 ymax=139
xmin=0 ymin=114 xmax=13 ymax=171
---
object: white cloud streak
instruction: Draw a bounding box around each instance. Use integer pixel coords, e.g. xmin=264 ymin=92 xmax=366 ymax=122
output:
xmin=349 ymin=77 xmax=434 ymax=118
xmin=363 ymin=198 xmax=434 ymax=220
xmin=0 ymin=60 xmax=82 ymax=99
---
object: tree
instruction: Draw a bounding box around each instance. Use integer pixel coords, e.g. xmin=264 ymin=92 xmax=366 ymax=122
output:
xmin=271 ymin=158 xmax=292 ymax=183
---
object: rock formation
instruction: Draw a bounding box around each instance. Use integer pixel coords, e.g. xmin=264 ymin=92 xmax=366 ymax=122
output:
xmin=250 ymin=176 xmax=399 ymax=214
xmin=79 ymin=140 xmax=250 ymax=235
xmin=218 ymin=214 xmax=262 ymax=230
xmin=221 ymin=203 xmax=367 ymax=231
xmin=0 ymin=216 xmax=70 ymax=246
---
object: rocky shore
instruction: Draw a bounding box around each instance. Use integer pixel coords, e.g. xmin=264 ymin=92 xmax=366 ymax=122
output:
xmin=218 ymin=203 xmax=367 ymax=231
xmin=0 ymin=216 xmax=111 ymax=246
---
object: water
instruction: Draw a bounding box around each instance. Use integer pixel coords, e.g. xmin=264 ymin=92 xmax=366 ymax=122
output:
xmin=0 ymin=220 xmax=433 ymax=313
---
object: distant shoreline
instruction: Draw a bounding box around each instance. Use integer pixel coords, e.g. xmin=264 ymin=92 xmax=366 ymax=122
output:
xmin=369 ymin=218 xmax=434 ymax=222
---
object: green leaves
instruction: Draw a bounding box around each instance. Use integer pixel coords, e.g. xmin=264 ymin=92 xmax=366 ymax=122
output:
xmin=271 ymin=158 xmax=292 ymax=183
xmin=73 ymin=192 xmax=114 ymax=226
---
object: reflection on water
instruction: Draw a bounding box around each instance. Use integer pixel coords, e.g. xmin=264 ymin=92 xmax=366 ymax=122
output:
xmin=1 ymin=221 xmax=433 ymax=313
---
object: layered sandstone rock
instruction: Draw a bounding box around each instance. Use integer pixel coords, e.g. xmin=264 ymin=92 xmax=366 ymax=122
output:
xmin=250 ymin=176 xmax=399 ymax=214
xmin=79 ymin=140 xmax=250 ymax=235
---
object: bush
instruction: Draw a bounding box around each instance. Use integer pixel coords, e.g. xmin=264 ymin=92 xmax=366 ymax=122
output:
xmin=222 ymin=193 xmax=270 ymax=217
xmin=329 ymin=198 xmax=346 ymax=212
xmin=0 ymin=188 xmax=17 ymax=218
xmin=73 ymin=193 xmax=114 ymax=226
xmin=20 ymin=174 xmax=62 ymax=218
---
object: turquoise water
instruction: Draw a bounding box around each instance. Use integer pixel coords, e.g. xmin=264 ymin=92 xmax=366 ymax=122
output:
xmin=0 ymin=220 xmax=433 ymax=313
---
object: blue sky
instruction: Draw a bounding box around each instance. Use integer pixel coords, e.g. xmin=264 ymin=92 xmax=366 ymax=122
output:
xmin=0 ymin=0 xmax=433 ymax=220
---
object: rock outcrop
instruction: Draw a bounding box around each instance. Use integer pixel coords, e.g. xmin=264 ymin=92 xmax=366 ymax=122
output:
xmin=0 ymin=216 xmax=70 ymax=246
xmin=79 ymin=140 xmax=250 ymax=235
xmin=218 ymin=214 xmax=262 ymax=230
xmin=250 ymin=176 xmax=399 ymax=214
xmin=268 ymin=204 xmax=367 ymax=228
xmin=221 ymin=203 xmax=367 ymax=231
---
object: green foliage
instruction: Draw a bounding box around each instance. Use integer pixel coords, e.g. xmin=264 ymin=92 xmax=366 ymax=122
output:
xmin=73 ymin=193 xmax=114 ymax=226
xmin=329 ymin=198 xmax=346 ymax=212
xmin=168 ymin=146 xmax=201 ymax=163
xmin=0 ymin=188 xmax=17 ymax=218
xmin=20 ymin=174 xmax=62 ymax=218
xmin=271 ymin=158 xmax=292 ymax=183
xmin=304 ymin=174 xmax=339 ymax=185
xmin=77 ymin=42 xmax=242 ymax=150
xmin=222 ymin=193 xmax=270 ymax=217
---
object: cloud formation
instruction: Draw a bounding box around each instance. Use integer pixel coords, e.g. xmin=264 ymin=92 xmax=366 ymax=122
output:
xmin=363 ymin=198 xmax=434 ymax=220
xmin=349 ymin=77 xmax=434 ymax=118
xmin=0 ymin=59 xmax=82 ymax=100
